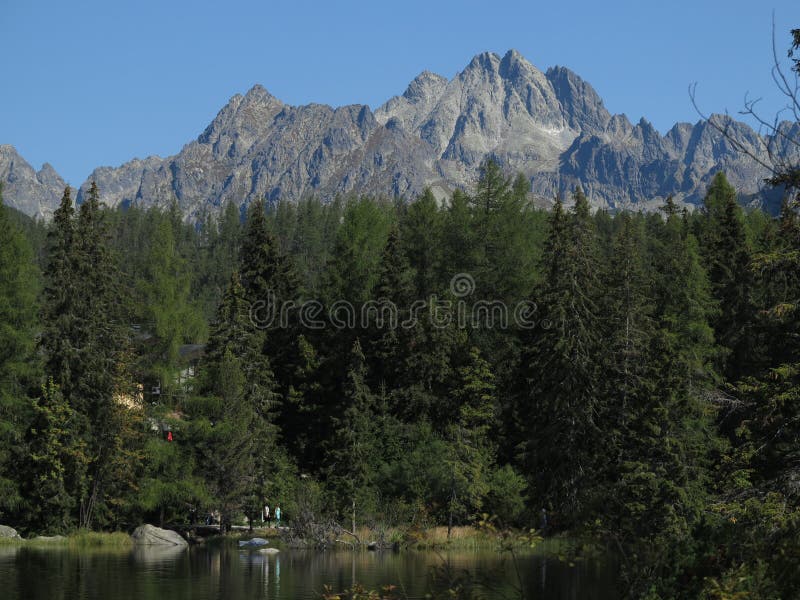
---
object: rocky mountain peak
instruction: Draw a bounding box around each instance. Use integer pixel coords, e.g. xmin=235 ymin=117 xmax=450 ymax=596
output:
xmin=498 ymin=48 xmax=537 ymax=79
xmin=545 ymin=65 xmax=611 ymax=133
xmin=465 ymin=51 xmax=502 ymax=74
xmin=402 ymin=71 xmax=448 ymax=103
xmin=3 ymin=49 xmax=796 ymax=219
xmin=0 ymin=145 xmax=66 ymax=218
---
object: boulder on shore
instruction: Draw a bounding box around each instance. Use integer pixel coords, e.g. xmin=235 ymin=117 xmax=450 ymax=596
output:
xmin=31 ymin=535 xmax=66 ymax=543
xmin=131 ymin=524 xmax=188 ymax=546
xmin=238 ymin=537 xmax=268 ymax=547
xmin=0 ymin=525 xmax=21 ymax=539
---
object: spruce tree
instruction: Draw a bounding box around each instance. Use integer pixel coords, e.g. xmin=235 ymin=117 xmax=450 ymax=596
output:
xmin=138 ymin=213 xmax=206 ymax=394
xmin=38 ymin=183 xmax=132 ymax=529
xmin=73 ymin=182 xmax=130 ymax=529
xmin=0 ymin=186 xmax=40 ymax=520
xmin=327 ymin=339 xmax=379 ymax=533
xmin=40 ymin=187 xmax=78 ymax=401
xmin=26 ymin=379 xmax=87 ymax=533
xmin=240 ymin=198 xmax=300 ymax=420
xmin=445 ymin=346 xmax=497 ymax=536
xmin=701 ymin=172 xmax=754 ymax=378
xmin=367 ymin=226 xmax=416 ymax=393
xmin=515 ymin=189 xmax=603 ymax=522
xmin=200 ymin=347 xmax=254 ymax=533
xmin=401 ymin=188 xmax=444 ymax=298
xmin=200 ymin=271 xmax=280 ymax=531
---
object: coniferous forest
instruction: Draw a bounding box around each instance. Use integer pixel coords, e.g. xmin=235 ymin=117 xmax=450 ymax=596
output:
xmin=2 ymin=30 xmax=800 ymax=597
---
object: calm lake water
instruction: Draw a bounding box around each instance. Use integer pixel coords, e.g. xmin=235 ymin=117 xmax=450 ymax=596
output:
xmin=0 ymin=541 xmax=617 ymax=599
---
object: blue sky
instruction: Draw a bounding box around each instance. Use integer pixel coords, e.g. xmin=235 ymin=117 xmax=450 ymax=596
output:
xmin=1 ymin=0 xmax=797 ymax=186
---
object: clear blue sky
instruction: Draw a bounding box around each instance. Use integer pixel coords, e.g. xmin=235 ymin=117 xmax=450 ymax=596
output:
xmin=1 ymin=0 xmax=797 ymax=186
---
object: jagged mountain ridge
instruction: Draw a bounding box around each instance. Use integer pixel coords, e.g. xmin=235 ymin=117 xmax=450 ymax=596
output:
xmin=0 ymin=145 xmax=72 ymax=219
xmin=2 ymin=49 xmax=797 ymax=218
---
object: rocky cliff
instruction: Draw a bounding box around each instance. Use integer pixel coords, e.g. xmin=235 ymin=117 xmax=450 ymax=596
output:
xmin=2 ymin=50 xmax=797 ymax=218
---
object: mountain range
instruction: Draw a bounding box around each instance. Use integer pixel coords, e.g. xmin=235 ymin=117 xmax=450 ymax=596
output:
xmin=2 ymin=49 xmax=798 ymax=220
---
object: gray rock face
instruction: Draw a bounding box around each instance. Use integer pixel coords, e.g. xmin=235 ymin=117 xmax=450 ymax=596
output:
xmin=131 ymin=524 xmax=188 ymax=546
xmin=0 ymin=525 xmax=21 ymax=539
xmin=0 ymin=145 xmax=71 ymax=219
xmin=3 ymin=50 xmax=798 ymax=219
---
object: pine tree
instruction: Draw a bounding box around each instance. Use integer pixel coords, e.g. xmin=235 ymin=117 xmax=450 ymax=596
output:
xmin=73 ymin=182 xmax=130 ymax=529
xmin=198 ymin=347 xmax=254 ymax=533
xmin=367 ymin=226 xmax=416 ymax=393
xmin=401 ymin=188 xmax=443 ymax=298
xmin=138 ymin=213 xmax=206 ymax=393
xmin=38 ymin=183 xmax=132 ymax=529
xmin=515 ymin=189 xmax=603 ymax=522
xmin=26 ymin=379 xmax=87 ymax=533
xmin=240 ymin=198 xmax=300 ymax=418
xmin=200 ymin=271 xmax=280 ymax=531
xmin=40 ymin=187 xmax=79 ymax=401
xmin=0 ymin=186 xmax=40 ymax=520
xmin=445 ymin=347 xmax=497 ymax=537
xmin=328 ymin=339 xmax=379 ymax=533
xmin=701 ymin=172 xmax=754 ymax=378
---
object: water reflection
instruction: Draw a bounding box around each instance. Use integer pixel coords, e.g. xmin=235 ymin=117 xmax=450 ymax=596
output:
xmin=0 ymin=542 xmax=617 ymax=599
xmin=0 ymin=544 xmax=20 ymax=562
xmin=131 ymin=544 xmax=187 ymax=565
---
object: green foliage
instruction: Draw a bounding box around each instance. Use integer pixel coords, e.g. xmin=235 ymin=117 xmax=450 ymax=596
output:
xmin=700 ymin=172 xmax=755 ymax=378
xmin=137 ymin=436 xmax=208 ymax=526
xmin=25 ymin=379 xmax=86 ymax=534
xmin=325 ymin=197 xmax=394 ymax=305
xmin=137 ymin=210 xmax=207 ymax=389
xmin=6 ymin=139 xmax=800 ymax=599
xmin=327 ymin=339 xmax=381 ymax=529
xmin=515 ymin=189 xmax=604 ymax=521
xmin=0 ymin=187 xmax=39 ymax=518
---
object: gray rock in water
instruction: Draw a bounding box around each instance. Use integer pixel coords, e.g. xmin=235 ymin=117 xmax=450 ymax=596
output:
xmin=238 ymin=537 xmax=269 ymax=547
xmin=259 ymin=547 xmax=280 ymax=554
xmin=131 ymin=524 xmax=188 ymax=546
xmin=0 ymin=525 xmax=21 ymax=539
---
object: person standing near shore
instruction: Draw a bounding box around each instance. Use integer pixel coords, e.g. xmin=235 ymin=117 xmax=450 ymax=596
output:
xmin=264 ymin=504 xmax=270 ymax=525
xmin=275 ymin=506 xmax=281 ymax=525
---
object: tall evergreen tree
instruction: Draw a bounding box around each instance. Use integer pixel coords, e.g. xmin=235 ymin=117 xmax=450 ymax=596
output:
xmin=597 ymin=212 xmax=714 ymax=595
xmin=40 ymin=187 xmax=78 ymax=401
xmin=515 ymin=189 xmax=603 ymax=522
xmin=39 ymin=183 xmax=132 ymax=529
xmin=138 ymin=212 xmax=206 ymax=393
xmin=240 ymin=198 xmax=300 ymax=415
xmin=200 ymin=271 xmax=280 ymax=531
xmin=445 ymin=346 xmax=497 ymax=536
xmin=328 ymin=339 xmax=379 ymax=533
xmin=73 ymin=182 xmax=130 ymax=529
xmin=701 ymin=172 xmax=754 ymax=378
xmin=401 ymin=188 xmax=444 ymax=298
xmin=25 ymin=379 xmax=87 ymax=533
xmin=0 ymin=186 xmax=40 ymax=520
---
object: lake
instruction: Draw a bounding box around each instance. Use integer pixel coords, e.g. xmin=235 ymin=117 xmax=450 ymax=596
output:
xmin=0 ymin=541 xmax=618 ymax=599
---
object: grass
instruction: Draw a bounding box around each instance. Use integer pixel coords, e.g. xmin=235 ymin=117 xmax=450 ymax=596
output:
xmin=408 ymin=526 xmax=510 ymax=550
xmin=0 ymin=531 xmax=132 ymax=548
xmin=67 ymin=531 xmax=132 ymax=548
